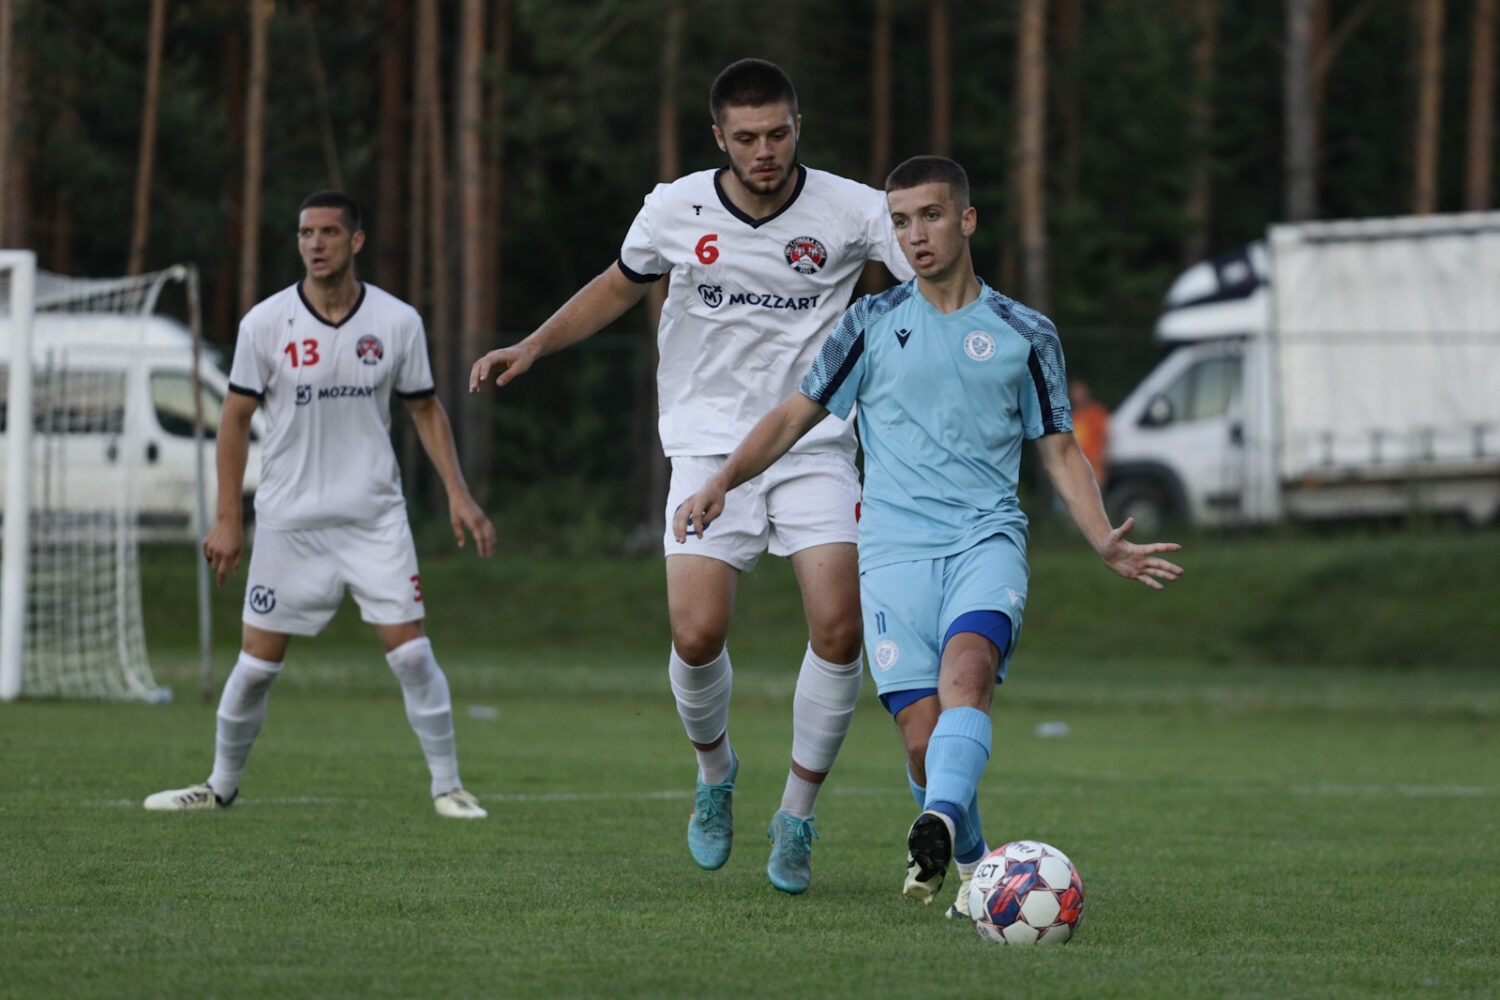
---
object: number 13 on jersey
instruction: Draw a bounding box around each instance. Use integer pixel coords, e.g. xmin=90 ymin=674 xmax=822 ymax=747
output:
xmin=284 ymin=339 xmax=321 ymax=367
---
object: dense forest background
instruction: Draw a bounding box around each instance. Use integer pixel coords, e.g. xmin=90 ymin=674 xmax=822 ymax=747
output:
xmin=0 ymin=0 xmax=1493 ymax=548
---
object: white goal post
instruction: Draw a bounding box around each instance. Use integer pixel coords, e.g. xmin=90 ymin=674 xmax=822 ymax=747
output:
xmin=1 ymin=252 xmax=213 ymax=701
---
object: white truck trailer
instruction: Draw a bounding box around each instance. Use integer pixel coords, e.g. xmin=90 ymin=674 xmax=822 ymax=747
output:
xmin=1104 ymin=212 xmax=1500 ymax=531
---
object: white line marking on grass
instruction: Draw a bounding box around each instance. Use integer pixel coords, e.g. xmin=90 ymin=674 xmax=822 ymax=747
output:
xmin=1290 ymin=784 xmax=1496 ymax=798
xmin=90 ymin=796 xmax=356 ymax=808
xmin=484 ymin=790 xmax=689 ymax=803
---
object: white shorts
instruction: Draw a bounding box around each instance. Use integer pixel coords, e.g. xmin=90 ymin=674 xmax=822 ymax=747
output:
xmin=663 ymin=452 xmax=861 ymax=571
xmin=242 ymin=516 xmax=425 ymax=636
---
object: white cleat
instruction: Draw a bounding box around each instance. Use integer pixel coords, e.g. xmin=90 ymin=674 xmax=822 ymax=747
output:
xmin=143 ymin=783 xmax=232 ymax=811
xmin=434 ymin=789 xmax=487 ymax=819
xmin=945 ymin=872 xmax=974 ymax=920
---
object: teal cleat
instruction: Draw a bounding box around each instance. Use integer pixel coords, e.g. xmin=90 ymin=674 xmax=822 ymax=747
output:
xmin=687 ymin=750 xmax=738 ymax=870
xmin=766 ymin=810 xmax=819 ymax=894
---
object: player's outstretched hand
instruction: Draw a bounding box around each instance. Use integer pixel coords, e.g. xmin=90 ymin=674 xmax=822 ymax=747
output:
xmin=469 ymin=344 xmax=536 ymax=392
xmin=671 ymin=485 xmax=727 ymax=543
xmin=451 ymin=494 xmax=497 ymax=557
xmin=202 ymin=519 xmax=244 ymax=587
xmin=1099 ymin=517 xmax=1183 ymax=590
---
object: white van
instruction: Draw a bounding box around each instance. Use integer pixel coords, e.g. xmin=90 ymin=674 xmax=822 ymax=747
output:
xmin=0 ymin=313 xmax=264 ymax=542
xmin=1106 ymin=213 xmax=1500 ymax=531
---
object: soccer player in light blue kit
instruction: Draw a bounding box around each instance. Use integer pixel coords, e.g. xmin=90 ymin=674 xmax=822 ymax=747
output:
xmin=673 ymin=155 xmax=1183 ymax=914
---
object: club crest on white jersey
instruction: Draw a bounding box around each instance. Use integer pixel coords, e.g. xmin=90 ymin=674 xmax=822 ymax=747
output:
xmin=356 ymin=334 xmax=384 ymax=365
xmin=784 ymin=235 xmax=828 ymax=274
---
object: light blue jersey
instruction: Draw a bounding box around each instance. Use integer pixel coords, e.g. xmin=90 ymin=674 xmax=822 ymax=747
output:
xmin=799 ymin=278 xmax=1072 ymax=571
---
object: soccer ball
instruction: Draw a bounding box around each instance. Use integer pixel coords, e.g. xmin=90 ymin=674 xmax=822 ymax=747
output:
xmin=968 ymin=840 xmax=1084 ymax=945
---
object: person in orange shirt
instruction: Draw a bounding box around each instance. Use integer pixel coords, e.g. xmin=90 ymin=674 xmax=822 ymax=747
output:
xmin=1069 ymin=379 xmax=1110 ymax=485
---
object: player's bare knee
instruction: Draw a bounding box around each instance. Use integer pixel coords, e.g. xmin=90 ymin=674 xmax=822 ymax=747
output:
xmin=809 ymin=615 xmax=863 ymax=665
xmin=670 ymin=625 xmax=727 ymax=666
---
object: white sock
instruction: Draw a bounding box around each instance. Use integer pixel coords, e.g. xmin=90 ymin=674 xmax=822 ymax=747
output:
xmin=785 ymin=644 xmax=863 ymax=811
xmin=386 ymin=637 xmax=461 ymax=798
xmin=668 ymin=645 xmax=734 ymax=784
xmin=778 ymin=771 xmax=819 ymax=819
xmin=207 ymin=651 xmax=282 ymax=800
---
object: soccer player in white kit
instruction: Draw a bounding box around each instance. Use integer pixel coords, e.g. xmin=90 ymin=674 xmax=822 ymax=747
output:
xmin=145 ymin=191 xmax=496 ymax=819
xmin=470 ymin=59 xmax=913 ymax=893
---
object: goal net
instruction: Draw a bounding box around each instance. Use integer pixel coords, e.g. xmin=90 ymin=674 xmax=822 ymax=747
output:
xmin=1 ymin=252 xmax=204 ymax=701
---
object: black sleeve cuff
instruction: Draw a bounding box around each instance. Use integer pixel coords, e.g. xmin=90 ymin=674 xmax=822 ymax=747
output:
xmin=617 ymin=258 xmax=665 ymax=284
xmin=228 ymin=382 xmax=263 ymax=399
xmin=396 ymin=386 xmax=437 ymax=400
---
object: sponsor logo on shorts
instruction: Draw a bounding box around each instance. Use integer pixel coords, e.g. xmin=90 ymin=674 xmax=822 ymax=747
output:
xmin=784 ymin=235 xmax=828 ymax=274
xmin=295 ymin=385 xmax=312 ymax=406
xmin=873 ymin=639 xmax=900 ymax=672
xmin=248 ymin=585 xmax=276 ymax=614
xmin=964 ymin=331 xmax=997 ymax=362
xmin=356 ymin=335 xmax=384 ymax=365
xmin=698 ymin=284 xmax=724 ymax=308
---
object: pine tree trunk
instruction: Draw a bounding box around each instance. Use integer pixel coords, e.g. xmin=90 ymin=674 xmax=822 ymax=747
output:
xmin=300 ymin=6 xmax=343 ymax=191
xmin=1285 ymin=0 xmax=1317 ymax=220
xmin=416 ymin=0 xmax=451 ymax=417
xmin=1183 ymin=0 xmax=1218 ymax=266
xmin=929 ymin=0 xmax=950 ymax=156
xmin=638 ymin=0 xmax=683 ymax=535
xmin=127 ymin=0 xmax=166 ymax=276
xmin=457 ymin=0 xmax=485 ymax=486
xmin=1412 ymin=0 xmax=1445 ymax=215
xmin=239 ymin=0 xmax=269 ymax=316
xmin=215 ymin=22 xmax=245 ymax=347
xmin=0 ymin=0 xmax=14 ymax=247
xmin=481 ymin=0 xmax=510 ymax=339
xmin=1466 ymin=0 xmax=1495 ymax=210
xmin=1016 ymin=0 xmax=1049 ymax=313
xmin=375 ymin=0 xmax=410 ymax=296
xmin=861 ymin=0 xmax=893 ymax=297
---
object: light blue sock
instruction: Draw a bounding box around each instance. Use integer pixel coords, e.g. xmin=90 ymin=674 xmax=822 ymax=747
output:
xmin=909 ymin=764 xmax=986 ymax=862
xmin=924 ymin=706 xmax=992 ymax=851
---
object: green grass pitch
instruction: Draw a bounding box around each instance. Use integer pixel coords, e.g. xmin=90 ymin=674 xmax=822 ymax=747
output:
xmin=2 ymin=530 xmax=1498 ymax=998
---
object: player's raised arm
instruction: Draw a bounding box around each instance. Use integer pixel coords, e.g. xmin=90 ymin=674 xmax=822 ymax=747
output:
xmin=469 ymin=263 xmax=651 ymax=391
xmin=672 ymin=392 xmax=830 ymax=542
xmin=1033 ymin=431 xmax=1183 ymax=589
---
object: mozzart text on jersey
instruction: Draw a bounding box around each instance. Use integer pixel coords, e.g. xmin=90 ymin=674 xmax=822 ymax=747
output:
xmin=698 ymin=284 xmax=822 ymax=311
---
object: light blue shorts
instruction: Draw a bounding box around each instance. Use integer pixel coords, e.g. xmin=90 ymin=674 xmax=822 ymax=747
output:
xmin=860 ymin=533 xmax=1029 ymax=701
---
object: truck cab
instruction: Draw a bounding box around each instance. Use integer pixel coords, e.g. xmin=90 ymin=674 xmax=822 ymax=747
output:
xmin=1105 ymin=242 xmax=1265 ymax=533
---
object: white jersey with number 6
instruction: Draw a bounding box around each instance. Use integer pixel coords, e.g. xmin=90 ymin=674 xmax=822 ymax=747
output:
xmin=618 ymin=164 xmax=913 ymax=459
xmin=228 ymin=282 xmax=434 ymax=531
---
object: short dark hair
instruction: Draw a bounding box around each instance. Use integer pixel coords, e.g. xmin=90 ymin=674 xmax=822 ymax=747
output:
xmin=709 ymin=58 xmax=798 ymax=126
xmin=885 ymin=156 xmax=970 ymax=210
xmin=299 ymin=190 xmax=362 ymax=233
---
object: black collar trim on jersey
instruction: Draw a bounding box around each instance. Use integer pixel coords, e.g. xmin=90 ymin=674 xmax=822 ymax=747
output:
xmin=297 ymin=280 xmax=367 ymax=328
xmin=713 ymin=164 xmax=806 ymax=229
